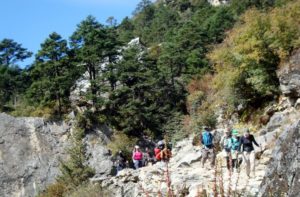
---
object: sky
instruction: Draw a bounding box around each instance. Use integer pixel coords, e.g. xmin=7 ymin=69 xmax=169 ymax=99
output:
xmin=0 ymin=0 xmax=144 ymax=67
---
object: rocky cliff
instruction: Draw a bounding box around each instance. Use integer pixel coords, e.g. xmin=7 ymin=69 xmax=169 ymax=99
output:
xmin=257 ymin=48 xmax=300 ymax=197
xmin=88 ymin=49 xmax=300 ymax=197
xmin=259 ymin=120 xmax=300 ymax=197
xmin=0 ymin=113 xmax=113 ymax=197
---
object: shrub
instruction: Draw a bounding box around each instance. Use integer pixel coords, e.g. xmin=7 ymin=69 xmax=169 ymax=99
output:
xmin=187 ymin=91 xmax=205 ymax=115
xmin=58 ymin=128 xmax=95 ymax=190
xmin=38 ymin=182 xmax=67 ymax=197
xmin=65 ymin=183 xmax=111 ymax=197
xmin=196 ymin=109 xmax=217 ymax=130
xmin=107 ymin=132 xmax=138 ymax=159
xmin=163 ymin=113 xmax=190 ymax=145
xmin=209 ymin=0 xmax=300 ymax=112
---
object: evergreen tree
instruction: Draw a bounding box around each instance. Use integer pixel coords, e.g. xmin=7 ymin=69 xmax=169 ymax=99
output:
xmin=0 ymin=38 xmax=32 ymax=66
xmin=118 ymin=17 xmax=135 ymax=44
xmin=58 ymin=128 xmax=95 ymax=189
xmin=27 ymin=32 xmax=75 ymax=115
xmin=105 ymin=45 xmax=186 ymax=136
xmin=0 ymin=39 xmax=32 ymax=109
xmin=70 ymin=15 xmax=120 ymax=108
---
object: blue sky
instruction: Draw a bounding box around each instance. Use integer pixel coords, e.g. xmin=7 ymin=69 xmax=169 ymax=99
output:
xmin=0 ymin=0 xmax=144 ymax=67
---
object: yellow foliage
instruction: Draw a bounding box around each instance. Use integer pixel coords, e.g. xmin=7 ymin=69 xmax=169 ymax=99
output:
xmin=207 ymin=0 xmax=300 ymax=113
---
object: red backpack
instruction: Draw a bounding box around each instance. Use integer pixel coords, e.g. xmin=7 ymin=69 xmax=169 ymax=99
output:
xmin=154 ymin=148 xmax=161 ymax=161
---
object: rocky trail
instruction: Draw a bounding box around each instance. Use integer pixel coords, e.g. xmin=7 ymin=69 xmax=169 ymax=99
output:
xmin=93 ymin=107 xmax=300 ymax=197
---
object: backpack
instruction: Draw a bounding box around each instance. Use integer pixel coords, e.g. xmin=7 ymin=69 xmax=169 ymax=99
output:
xmin=223 ymin=137 xmax=231 ymax=152
xmin=202 ymin=131 xmax=213 ymax=147
xmin=230 ymin=137 xmax=240 ymax=151
xmin=154 ymin=148 xmax=161 ymax=161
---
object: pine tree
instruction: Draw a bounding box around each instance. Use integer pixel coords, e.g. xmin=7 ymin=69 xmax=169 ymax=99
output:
xmin=58 ymin=128 xmax=95 ymax=189
xmin=27 ymin=32 xmax=75 ymax=115
xmin=70 ymin=16 xmax=120 ymax=109
xmin=0 ymin=39 xmax=32 ymax=109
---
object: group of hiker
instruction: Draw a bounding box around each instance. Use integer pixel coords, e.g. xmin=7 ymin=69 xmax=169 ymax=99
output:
xmin=114 ymin=126 xmax=259 ymax=178
xmin=114 ymin=140 xmax=172 ymax=175
xmin=202 ymin=126 xmax=260 ymax=177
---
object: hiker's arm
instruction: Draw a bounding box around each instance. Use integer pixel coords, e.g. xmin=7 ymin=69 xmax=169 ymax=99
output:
xmin=200 ymin=134 xmax=203 ymax=145
xmin=220 ymin=136 xmax=224 ymax=148
xmin=238 ymin=137 xmax=243 ymax=152
xmin=252 ymin=135 xmax=259 ymax=147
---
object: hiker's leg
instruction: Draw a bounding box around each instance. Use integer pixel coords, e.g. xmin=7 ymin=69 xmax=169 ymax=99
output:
xmin=202 ymin=149 xmax=208 ymax=167
xmin=243 ymin=152 xmax=250 ymax=176
xmin=231 ymin=151 xmax=237 ymax=169
xmin=250 ymin=151 xmax=256 ymax=176
xmin=210 ymin=149 xmax=216 ymax=167
xmin=225 ymin=156 xmax=230 ymax=169
xmin=232 ymin=159 xmax=237 ymax=169
xmin=134 ymin=160 xmax=139 ymax=169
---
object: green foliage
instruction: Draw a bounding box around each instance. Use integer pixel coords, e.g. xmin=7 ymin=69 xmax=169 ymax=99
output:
xmin=65 ymin=184 xmax=111 ymax=197
xmin=107 ymin=132 xmax=138 ymax=160
xmin=0 ymin=38 xmax=32 ymax=66
xmin=163 ymin=113 xmax=188 ymax=145
xmin=104 ymin=45 xmax=186 ymax=137
xmin=210 ymin=0 xmax=300 ymax=111
xmin=187 ymin=91 xmax=205 ymax=114
xmin=38 ymin=182 xmax=67 ymax=197
xmin=118 ymin=17 xmax=135 ymax=44
xmin=40 ymin=126 xmax=95 ymax=197
xmin=27 ymin=32 xmax=78 ymax=116
xmin=70 ymin=16 xmax=120 ymax=108
xmin=58 ymin=128 xmax=95 ymax=191
xmin=0 ymin=39 xmax=32 ymax=110
xmin=196 ymin=110 xmax=217 ymax=129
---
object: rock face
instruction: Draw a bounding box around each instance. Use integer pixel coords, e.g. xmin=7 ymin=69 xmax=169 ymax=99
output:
xmin=0 ymin=113 xmax=69 ymax=197
xmin=0 ymin=113 xmax=112 ymax=197
xmin=259 ymin=121 xmax=300 ymax=197
xmin=278 ymin=49 xmax=300 ymax=99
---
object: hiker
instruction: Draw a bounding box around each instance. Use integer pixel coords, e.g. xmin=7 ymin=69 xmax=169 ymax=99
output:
xmin=239 ymin=129 xmax=260 ymax=177
xmin=200 ymin=127 xmax=215 ymax=168
xmin=220 ymin=128 xmax=232 ymax=170
xmin=229 ymin=129 xmax=241 ymax=171
xmin=116 ymin=150 xmax=126 ymax=175
xmin=154 ymin=140 xmax=172 ymax=162
xmin=143 ymin=147 xmax=154 ymax=166
xmin=132 ymin=145 xmax=143 ymax=169
xmin=154 ymin=140 xmax=165 ymax=162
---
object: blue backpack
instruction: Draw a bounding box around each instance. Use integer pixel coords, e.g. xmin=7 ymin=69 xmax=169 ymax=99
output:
xmin=230 ymin=137 xmax=240 ymax=151
xmin=202 ymin=131 xmax=213 ymax=147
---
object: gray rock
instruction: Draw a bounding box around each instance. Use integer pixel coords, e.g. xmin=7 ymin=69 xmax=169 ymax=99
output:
xmin=277 ymin=49 xmax=300 ymax=98
xmin=259 ymin=121 xmax=300 ymax=197
xmin=0 ymin=113 xmax=112 ymax=197
xmin=0 ymin=113 xmax=69 ymax=197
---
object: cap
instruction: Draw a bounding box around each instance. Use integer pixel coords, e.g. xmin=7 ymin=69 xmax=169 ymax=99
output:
xmin=157 ymin=140 xmax=164 ymax=146
xmin=232 ymin=129 xmax=239 ymax=136
xmin=135 ymin=145 xmax=140 ymax=149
